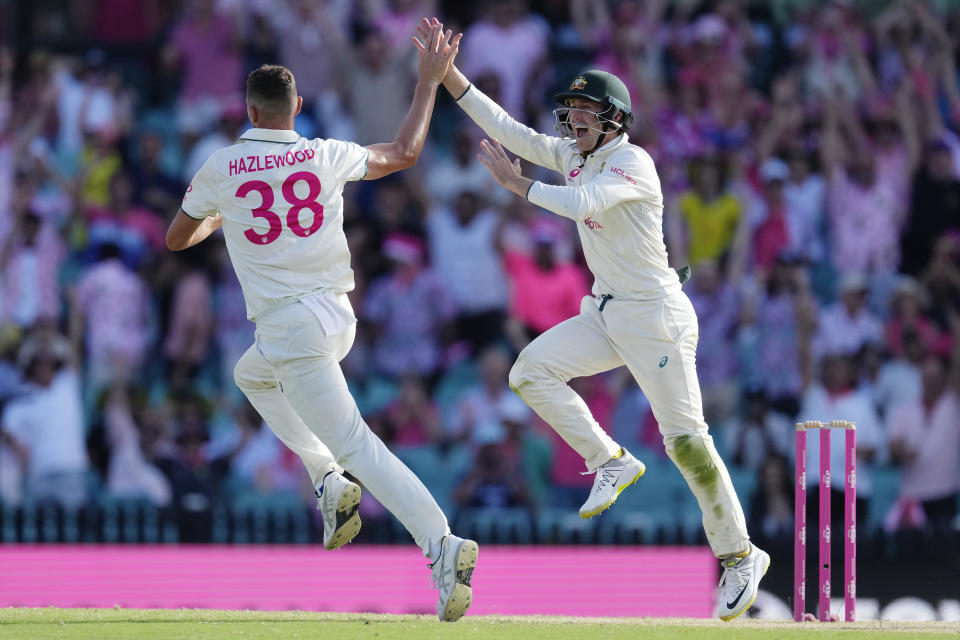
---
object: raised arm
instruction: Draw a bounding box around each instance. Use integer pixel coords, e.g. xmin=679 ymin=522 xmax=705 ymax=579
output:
xmin=843 ymin=26 xmax=878 ymax=100
xmin=363 ymin=23 xmax=461 ymax=180
xmin=438 ymin=49 xmax=470 ymax=102
xmin=755 ymin=86 xmax=794 ymax=164
xmin=417 ymin=18 xmax=567 ymax=172
xmin=893 ymin=80 xmax=922 ymax=176
xmin=819 ymin=95 xmax=846 ymax=180
xmin=835 ymin=96 xmax=870 ymax=158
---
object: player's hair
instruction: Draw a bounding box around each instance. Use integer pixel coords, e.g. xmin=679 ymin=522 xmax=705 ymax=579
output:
xmin=246 ymin=64 xmax=297 ymax=116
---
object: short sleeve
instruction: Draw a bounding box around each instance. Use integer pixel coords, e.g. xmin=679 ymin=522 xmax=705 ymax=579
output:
xmin=180 ymin=154 xmax=220 ymax=220
xmin=323 ymin=140 xmax=369 ymax=183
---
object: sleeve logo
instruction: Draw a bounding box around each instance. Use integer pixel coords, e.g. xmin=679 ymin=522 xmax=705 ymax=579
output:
xmin=609 ymin=166 xmax=639 ymax=186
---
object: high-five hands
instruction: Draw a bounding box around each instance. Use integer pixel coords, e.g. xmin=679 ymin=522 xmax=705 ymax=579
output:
xmin=412 ymin=18 xmax=461 ymax=86
xmin=416 ymin=17 xmax=470 ymax=96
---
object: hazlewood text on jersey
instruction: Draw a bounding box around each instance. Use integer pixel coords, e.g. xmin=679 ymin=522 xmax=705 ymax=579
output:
xmin=229 ymin=148 xmax=316 ymax=176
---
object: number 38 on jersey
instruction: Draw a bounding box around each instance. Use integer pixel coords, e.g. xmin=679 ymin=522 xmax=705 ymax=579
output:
xmin=235 ymin=170 xmax=325 ymax=245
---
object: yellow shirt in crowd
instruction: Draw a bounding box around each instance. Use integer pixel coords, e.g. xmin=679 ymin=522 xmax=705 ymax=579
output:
xmin=678 ymin=192 xmax=742 ymax=266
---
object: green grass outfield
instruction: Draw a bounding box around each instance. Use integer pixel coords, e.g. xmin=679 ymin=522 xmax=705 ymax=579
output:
xmin=1 ymin=608 xmax=958 ymax=640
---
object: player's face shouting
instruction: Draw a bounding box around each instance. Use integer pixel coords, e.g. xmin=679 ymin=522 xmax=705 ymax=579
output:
xmin=565 ymin=98 xmax=608 ymax=152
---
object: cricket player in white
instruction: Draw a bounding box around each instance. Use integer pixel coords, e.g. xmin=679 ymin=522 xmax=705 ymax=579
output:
xmin=418 ymin=17 xmax=768 ymax=621
xmin=165 ymin=24 xmax=477 ymax=622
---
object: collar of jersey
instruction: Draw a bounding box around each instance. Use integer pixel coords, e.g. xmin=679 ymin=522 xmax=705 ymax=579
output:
xmin=578 ymin=133 xmax=628 ymax=163
xmin=238 ymin=128 xmax=301 ymax=144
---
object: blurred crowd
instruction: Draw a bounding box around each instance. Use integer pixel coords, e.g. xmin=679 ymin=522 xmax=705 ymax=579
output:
xmin=0 ymin=0 xmax=959 ymax=550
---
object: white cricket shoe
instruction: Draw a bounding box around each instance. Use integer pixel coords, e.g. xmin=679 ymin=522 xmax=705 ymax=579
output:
xmin=578 ymin=448 xmax=645 ymax=518
xmin=316 ymin=472 xmax=362 ymax=550
xmin=717 ymin=545 xmax=770 ymax=621
xmin=430 ymin=535 xmax=479 ymax=622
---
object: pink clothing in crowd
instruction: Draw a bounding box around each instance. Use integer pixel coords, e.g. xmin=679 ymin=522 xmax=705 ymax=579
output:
xmin=656 ymin=105 xmax=711 ymax=162
xmin=169 ymin=13 xmax=241 ymax=102
xmin=887 ymin=392 xmax=960 ymax=501
xmin=752 ymin=206 xmax=789 ymax=272
xmin=92 ymin=0 xmax=160 ymax=43
xmin=503 ymin=251 xmax=590 ymax=334
xmin=876 ymin=147 xmax=913 ymax=219
xmin=384 ymin=401 xmax=437 ymax=447
xmin=827 ymin=166 xmax=904 ymax=275
xmin=74 ymin=259 xmax=150 ymax=376
xmin=813 ymin=303 xmax=884 ymax=359
xmin=163 ymin=271 xmax=214 ymax=366
xmin=2 ymin=228 xmax=64 ymax=326
xmin=373 ymin=3 xmax=429 ymax=52
xmin=885 ymin=316 xmax=951 ymax=358
xmin=0 ymin=142 xmax=13 ymax=237
xmin=461 ymin=14 xmax=548 ymax=119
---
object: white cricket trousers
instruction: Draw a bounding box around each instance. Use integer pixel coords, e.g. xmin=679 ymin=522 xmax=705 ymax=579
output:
xmin=233 ymin=293 xmax=450 ymax=557
xmin=509 ymin=291 xmax=750 ymax=558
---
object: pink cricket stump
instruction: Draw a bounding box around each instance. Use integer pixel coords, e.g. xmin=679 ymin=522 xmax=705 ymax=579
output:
xmin=793 ymin=424 xmax=807 ymax=622
xmin=819 ymin=426 xmax=831 ymax=622
xmin=844 ymin=424 xmax=857 ymax=622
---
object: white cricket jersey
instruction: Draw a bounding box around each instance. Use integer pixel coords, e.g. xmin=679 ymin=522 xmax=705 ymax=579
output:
xmin=457 ymin=86 xmax=681 ymax=300
xmin=180 ymin=128 xmax=368 ymax=321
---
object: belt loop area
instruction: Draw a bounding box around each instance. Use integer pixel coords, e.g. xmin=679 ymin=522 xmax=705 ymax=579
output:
xmin=599 ymin=294 xmax=614 ymax=312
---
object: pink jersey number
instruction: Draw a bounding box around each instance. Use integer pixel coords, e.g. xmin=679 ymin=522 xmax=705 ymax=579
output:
xmin=236 ymin=180 xmax=282 ymax=245
xmin=282 ymin=171 xmax=324 ymax=237
xmin=237 ymin=172 xmax=324 ymax=245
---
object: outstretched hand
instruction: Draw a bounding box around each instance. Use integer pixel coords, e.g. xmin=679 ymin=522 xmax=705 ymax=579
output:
xmin=416 ymin=17 xmax=471 ymax=98
xmin=415 ymin=18 xmax=449 ymax=58
xmin=412 ymin=18 xmax=461 ymax=86
xmin=477 ymin=139 xmax=529 ymax=197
